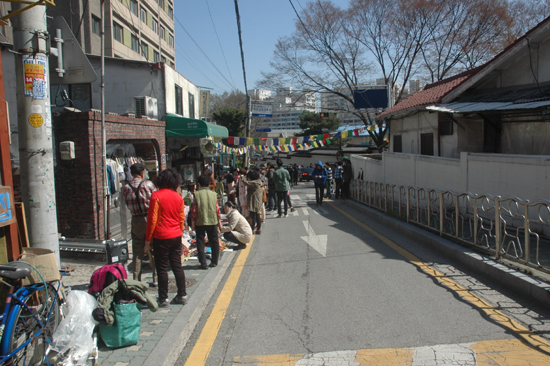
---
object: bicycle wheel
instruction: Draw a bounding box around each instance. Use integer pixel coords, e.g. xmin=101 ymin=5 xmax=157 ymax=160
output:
xmin=6 ymin=299 xmax=47 ymax=366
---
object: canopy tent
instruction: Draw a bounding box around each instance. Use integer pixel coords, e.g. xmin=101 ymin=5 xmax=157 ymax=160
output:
xmin=165 ymin=114 xmax=228 ymax=138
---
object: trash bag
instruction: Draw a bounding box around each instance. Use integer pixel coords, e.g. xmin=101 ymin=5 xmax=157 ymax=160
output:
xmin=52 ymin=290 xmax=98 ymax=365
xmin=99 ymin=301 xmax=141 ymax=348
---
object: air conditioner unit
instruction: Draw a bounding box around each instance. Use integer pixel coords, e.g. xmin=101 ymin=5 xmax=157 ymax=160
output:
xmin=135 ymin=96 xmax=158 ymax=120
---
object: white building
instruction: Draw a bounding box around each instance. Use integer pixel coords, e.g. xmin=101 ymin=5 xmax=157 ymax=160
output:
xmin=248 ymin=89 xmax=272 ymax=101
xmin=256 ymin=87 xmax=316 ymax=133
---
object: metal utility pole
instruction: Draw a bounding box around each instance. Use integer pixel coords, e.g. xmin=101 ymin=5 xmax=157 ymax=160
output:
xmin=12 ymin=4 xmax=59 ymax=260
xmin=101 ymin=0 xmax=109 ymax=239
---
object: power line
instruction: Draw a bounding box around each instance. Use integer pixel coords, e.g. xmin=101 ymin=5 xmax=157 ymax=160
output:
xmin=173 ymin=14 xmax=238 ymax=91
xmin=205 ymin=0 xmax=237 ymax=88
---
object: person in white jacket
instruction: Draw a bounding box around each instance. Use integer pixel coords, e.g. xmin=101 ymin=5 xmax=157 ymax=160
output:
xmin=221 ymin=202 xmax=253 ymax=249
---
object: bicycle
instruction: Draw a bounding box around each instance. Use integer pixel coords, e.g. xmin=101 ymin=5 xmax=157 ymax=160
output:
xmin=0 ymin=261 xmax=63 ymax=366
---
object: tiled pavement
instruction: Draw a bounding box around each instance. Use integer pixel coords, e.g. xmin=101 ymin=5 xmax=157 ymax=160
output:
xmin=61 ymin=239 xmax=236 ymax=366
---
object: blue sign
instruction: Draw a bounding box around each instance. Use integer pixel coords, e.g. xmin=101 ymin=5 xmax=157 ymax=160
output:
xmin=251 ymin=103 xmax=273 ymax=117
xmin=354 ymin=89 xmax=388 ymax=109
xmin=255 ymin=128 xmax=272 ymax=132
xmin=0 ymin=188 xmax=15 ymax=227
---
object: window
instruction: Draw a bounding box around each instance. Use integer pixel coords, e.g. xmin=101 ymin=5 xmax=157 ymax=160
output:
xmin=159 ymin=0 xmax=164 ymax=8
xmin=130 ymin=0 xmax=138 ymax=15
xmin=152 ymin=19 xmax=158 ymax=33
xmin=141 ymin=42 xmax=148 ymax=58
xmin=92 ymin=15 xmax=100 ymax=35
xmin=113 ymin=22 xmax=123 ymax=42
xmin=168 ymin=34 xmax=174 ymax=48
xmin=131 ymin=35 xmax=139 ymax=52
xmin=160 ymin=26 xmax=165 ymax=39
xmin=161 ymin=55 xmax=166 ymax=62
xmin=175 ymin=85 xmax=183 ymax=115
xmin=393 ymin=135 xmax=402 ymax=153
xmin=168 ymin=5 xmax=173 ymax=19
xmin=140 ymin=7 xmax=147 ymax=22
xmin=154 ymin=50 xmax=159 ymax=62
xmin=420 ymin=133 xmax=434 ymax=155
xmin=189 ymin=93 xmax=195 ymax=119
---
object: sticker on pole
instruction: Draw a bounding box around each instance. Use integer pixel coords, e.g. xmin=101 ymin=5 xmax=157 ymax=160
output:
xmin=22 ymin=54 xmax=49 ymax=99
xmin=29 ymin=114 xmax=43 ymax=128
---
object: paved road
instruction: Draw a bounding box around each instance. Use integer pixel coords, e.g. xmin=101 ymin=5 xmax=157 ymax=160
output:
xmin=176 ymin=183 xmax=550 ymax=366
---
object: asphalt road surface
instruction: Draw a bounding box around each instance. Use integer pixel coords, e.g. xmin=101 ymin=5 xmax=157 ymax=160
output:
xmin=177 ymin=182 xmax=550 ymax=366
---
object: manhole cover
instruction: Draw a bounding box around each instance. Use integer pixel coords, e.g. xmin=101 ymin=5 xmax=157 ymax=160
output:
xmin=148 ymin=278 xmax=197 ymax=292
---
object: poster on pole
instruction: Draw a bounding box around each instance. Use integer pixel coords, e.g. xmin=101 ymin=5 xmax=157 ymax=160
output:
xmin=22 ymin=54 xmax=49 ymax=99
xmin=251 ymin=103 xmax=272 ymax=117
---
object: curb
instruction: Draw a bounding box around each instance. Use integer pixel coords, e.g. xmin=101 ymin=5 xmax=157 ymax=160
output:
xmin=344 ymin=200 xmax=550 ymax=308
xmin=142 ymin=250 xmax=236 ymax=366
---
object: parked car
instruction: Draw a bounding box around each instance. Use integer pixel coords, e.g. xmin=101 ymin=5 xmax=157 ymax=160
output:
xmin=299 ymin=167 xmax=314 ymax=182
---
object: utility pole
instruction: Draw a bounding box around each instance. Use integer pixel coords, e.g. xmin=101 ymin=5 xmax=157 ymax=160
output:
xmin=12 ymin=4 xmax=59 ymax=261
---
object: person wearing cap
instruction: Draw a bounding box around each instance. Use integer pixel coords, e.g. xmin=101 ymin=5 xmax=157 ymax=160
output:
xmin=121 ymin=163 xmax=158 ymax=286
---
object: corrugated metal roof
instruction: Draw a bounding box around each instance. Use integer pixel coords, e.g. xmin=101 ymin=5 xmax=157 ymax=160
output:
xmin=427 ymin=100 xmax=550 ymax=113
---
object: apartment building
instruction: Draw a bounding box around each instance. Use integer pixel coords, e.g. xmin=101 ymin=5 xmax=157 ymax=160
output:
xmin=47 ymin=0 xmax=176 ymax=66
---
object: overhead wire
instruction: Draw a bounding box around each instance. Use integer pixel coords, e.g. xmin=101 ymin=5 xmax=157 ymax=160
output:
xmin=173 ymin=14 xmax=237 ymax=91
xmin=205 ymin=0 xmax=237 ymax=88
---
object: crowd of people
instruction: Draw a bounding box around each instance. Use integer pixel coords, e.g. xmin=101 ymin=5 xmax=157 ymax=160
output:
xmin=121 ymin=157 xmax=354 ymax=307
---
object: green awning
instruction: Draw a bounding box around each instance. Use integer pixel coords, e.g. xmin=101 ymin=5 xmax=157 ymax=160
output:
xmin=165 ymin=114 xmax=229 ymax=138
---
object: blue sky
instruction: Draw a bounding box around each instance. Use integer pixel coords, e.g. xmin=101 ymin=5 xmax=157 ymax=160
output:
xmin=174 ymin=0 xmax=349 ymax=95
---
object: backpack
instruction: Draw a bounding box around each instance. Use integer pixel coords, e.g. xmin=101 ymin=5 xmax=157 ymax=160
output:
xmin=89 ymin=263 xmax=128 ymax=297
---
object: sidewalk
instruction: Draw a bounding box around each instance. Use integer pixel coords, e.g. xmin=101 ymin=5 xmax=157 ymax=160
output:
xmin=60 ymin=245 xmax=236 ymax=366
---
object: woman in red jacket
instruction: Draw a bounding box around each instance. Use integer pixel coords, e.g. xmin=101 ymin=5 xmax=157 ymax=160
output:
xmin=145 ymin=168 xmax=187 ymax=307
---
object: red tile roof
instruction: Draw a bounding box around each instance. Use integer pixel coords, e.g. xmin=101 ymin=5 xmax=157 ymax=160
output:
xmin=378 ymin=67 xmax=482 ymax=119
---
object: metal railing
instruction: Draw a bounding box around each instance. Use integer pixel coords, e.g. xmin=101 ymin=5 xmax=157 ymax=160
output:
xmin=350 ymin=180 xmax=550 ymax=274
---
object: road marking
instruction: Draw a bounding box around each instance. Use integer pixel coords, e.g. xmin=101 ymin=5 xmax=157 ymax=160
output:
xmin=330 ymin=202 xmax=550 ymax=355
xmin=300 ymin=220 xmax=327 ymax=257
xmin=183 ymin=237 xmax=255 ymax=366
xmin=317 ymin=207 xmax=328 ymax=214
xmin=306 ymin=194 xmax=316 ymax=199
xmin=301 ymin=208 xmax=309 ymax=216
xmin=232 ymin=339 xmax=550 ymax=365
xmin=290 ymin=195 xmax=300 ymax=200
xmin=291 ymin=209 xmax=299 ymax=216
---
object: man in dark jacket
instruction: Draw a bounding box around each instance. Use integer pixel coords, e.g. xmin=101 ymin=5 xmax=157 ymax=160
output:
xmin=265 ymin=163 xmax=276 ymax=211
xmin=342 ymin=157 xmax=353 ymax=199
xmin=313 ymin=160 xmax=328 ymax=206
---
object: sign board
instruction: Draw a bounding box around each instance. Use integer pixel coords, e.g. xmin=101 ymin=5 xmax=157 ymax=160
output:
xmin=200 ymin=90 xmax=210 ymax=117
xmin=255 ymin=128 xmax=271 ymax=132
xmin=22 ymin=54 xmax=48 ymax=99
xmin=49 ymin=16 xmax=97 ymax=85
xmin=354 ymin=89 xmax=388 ymax=109
xmin=251 ymin=103 xmax=273 ymax=117
xmin=0 ymin=186 xmax=16 ymax=227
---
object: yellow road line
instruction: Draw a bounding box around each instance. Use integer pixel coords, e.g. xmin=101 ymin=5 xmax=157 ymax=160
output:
xmin=184 ymin=236 xmax=255 ymax=366
xmin=330 ymin=202 xmax=550 ymax=354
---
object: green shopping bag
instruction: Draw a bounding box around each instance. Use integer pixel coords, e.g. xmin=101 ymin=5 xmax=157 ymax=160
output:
xmin=100 ymin=302 xmax=141 ymax=348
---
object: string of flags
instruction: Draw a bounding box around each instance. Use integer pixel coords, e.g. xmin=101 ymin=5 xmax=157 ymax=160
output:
xmin=210 ymin=127 xmax=366 ymax=155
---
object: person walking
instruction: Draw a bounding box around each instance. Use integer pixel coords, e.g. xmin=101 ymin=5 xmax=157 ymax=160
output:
xmin=342 ymin=157 xmax=353 ymax=199
xmin=333 ymin=161 xmax=343 ymax=199
xmin=292 ymin=164 xmax=299 ymax=186
xmin=273 ymin=159 xmax=291 ymax=218
xmin=325 ymin=163 xmax=333 ymax=199
xmin=191 ymin=174 xmax=223 ymax=269
xmin=221 ymin=202 xmax=253 ymax=249
xmin=144 ymin=168 xmax=187 ymax=307
xmin=313 ymin=161 xmax=328 ymax=206
xmin=241 ymin=169 xmax=264 ymax=234
xmin=237 ymin=167 xmax=249 ymax=218
xmin=121 ymin=163 xmax=158 ymax=287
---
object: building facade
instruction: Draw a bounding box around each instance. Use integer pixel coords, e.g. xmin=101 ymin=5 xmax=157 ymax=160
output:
xmin=47 ymin=0 xmax=176 ymax=67
xmin=256 ymin=87 xmax=316 ymax=133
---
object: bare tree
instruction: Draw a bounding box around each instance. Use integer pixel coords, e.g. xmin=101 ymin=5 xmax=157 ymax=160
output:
xmin=507 ymin=0 xmax=550 ymax=38
xmin=209 ymin=90 xmax=247 ymax=116
xmin=258 ymin=1 xmax=389 ymax=149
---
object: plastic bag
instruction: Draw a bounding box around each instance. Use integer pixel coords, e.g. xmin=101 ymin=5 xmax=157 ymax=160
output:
xmin=99 ymin=302 xmax=141 ymax=348
xmin=52 ymin=290 xmax=99 ymax=365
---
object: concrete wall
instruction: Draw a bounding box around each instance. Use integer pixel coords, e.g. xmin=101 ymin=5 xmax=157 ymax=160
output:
xmin=351 ymin=151 xmax=550 ymax=202
xmin=164 ymin=65 xmax=199 ymax=118
xmin=88 ymin=56 xmax=165 ymax=117
xmin=390 ymin=113 xmax=439 ymax=155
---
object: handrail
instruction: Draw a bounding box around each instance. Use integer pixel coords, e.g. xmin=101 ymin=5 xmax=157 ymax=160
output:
xmin=350 ymin=179 xmax=550 ymax=274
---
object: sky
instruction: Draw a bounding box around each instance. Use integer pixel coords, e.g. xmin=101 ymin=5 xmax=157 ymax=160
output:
xmin=174 ymin=0 xmax=350 ymax=96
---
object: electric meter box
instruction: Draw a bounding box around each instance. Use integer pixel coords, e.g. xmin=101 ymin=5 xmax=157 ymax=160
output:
xmin=59 ymin=141 xmax=75 ymax=160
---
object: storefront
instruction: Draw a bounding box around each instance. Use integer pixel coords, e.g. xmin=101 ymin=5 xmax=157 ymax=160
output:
xmin=165 ymin=114 xmax=229 ymax=185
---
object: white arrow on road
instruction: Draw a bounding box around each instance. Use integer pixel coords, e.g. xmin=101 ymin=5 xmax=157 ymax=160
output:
xmin=300 ymin=221 xmax=328 ymax=257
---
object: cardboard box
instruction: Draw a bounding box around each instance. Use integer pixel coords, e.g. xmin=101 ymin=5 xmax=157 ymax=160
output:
xmin=20 ymin=247 xmax=61 ymax=285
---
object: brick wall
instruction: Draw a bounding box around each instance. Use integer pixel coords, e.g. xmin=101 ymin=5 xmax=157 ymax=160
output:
xmin=54 ymin=111 xmax=165 ymax=239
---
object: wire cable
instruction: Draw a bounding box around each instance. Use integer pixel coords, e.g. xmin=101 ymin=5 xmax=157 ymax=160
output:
xmin=174 ymin=15 xmax=237 ymax=90
xmin=205 ymin=0 xmax=237 ymax=88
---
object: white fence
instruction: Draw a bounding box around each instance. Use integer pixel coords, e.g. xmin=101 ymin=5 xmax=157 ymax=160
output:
xmin=350 ymin=180 xmax=550 ymax=274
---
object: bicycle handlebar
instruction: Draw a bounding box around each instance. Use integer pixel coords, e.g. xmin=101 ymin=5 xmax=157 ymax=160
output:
xmin=0 ymin=265 xmax=17 ymax=272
